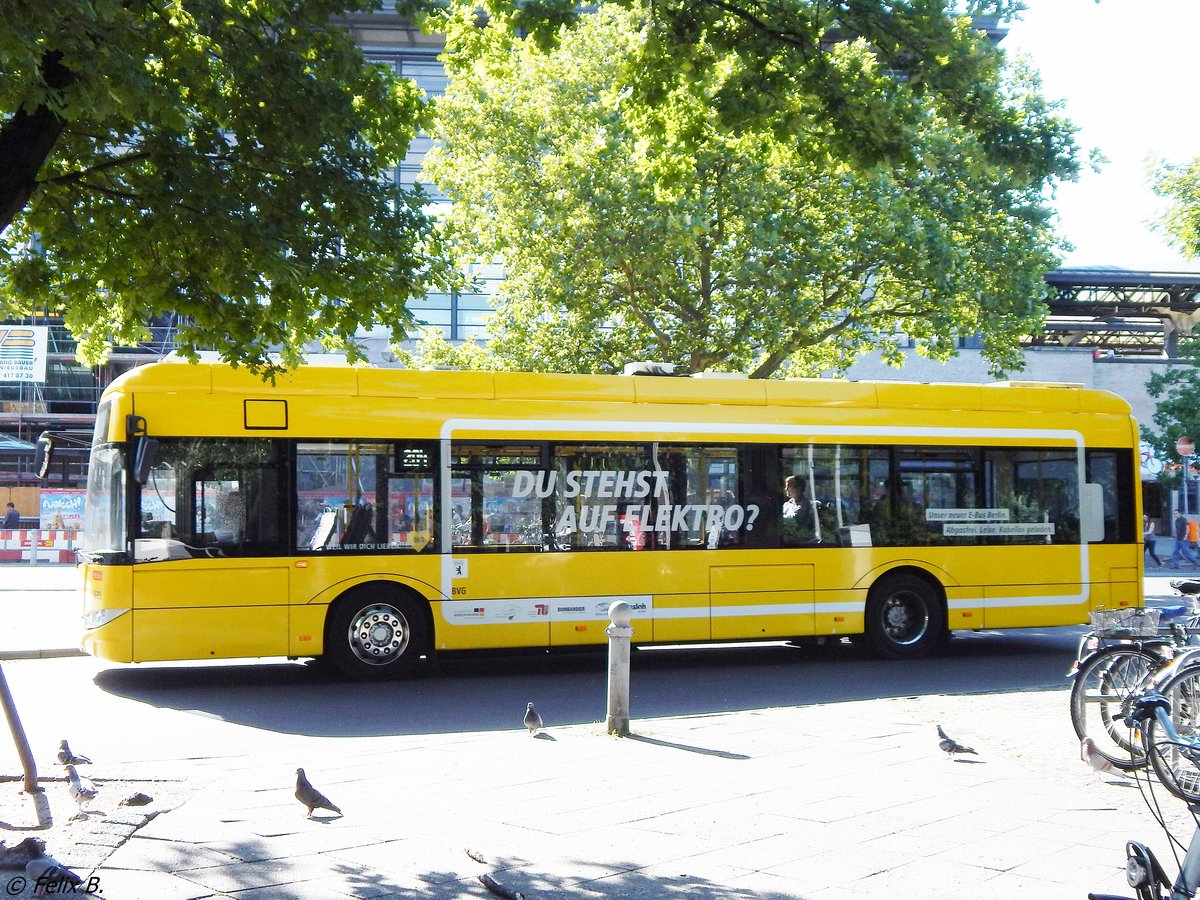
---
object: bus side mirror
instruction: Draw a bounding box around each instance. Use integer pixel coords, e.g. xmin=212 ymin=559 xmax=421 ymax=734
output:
xmin=133 ymin=437 xmax=159 ymax=484
xmin=34 ymin=432 xmax=54 ymax=480
xmin=1080 ymin=482 xmax=1105 ymax=543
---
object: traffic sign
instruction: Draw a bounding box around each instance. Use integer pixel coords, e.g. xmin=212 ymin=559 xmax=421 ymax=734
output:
xmin=1178 ymin=437 xmax=1196 ymax=457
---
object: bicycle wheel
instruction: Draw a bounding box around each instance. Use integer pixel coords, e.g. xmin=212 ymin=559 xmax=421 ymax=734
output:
xmin=1146 ymin=663 xmax=1200 ymax=801
xmin=1070 ymin=645 xmax=1164 ymax=770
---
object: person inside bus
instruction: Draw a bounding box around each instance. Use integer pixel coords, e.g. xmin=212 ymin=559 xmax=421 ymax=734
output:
xmin=781 ymin=475 xmax=820 ymax=546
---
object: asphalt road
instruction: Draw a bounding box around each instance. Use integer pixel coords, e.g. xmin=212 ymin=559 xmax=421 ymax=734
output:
xmin=76 ymin=623 xmax=1084 ymax=740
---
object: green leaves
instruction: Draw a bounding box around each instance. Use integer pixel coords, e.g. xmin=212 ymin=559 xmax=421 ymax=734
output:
xmin=1 ymin=0 xmax=447 ymax=375
xmin=1142 ymin=334 xmax=1200 ymax=481
xmin=421 ymin=0 xmax=1074 ymax=378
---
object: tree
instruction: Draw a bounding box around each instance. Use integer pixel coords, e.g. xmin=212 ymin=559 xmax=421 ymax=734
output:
xmin=420 ymin=1 xmax=1078 ymax=377
xmin=1145 ymin=161 xmax=1200 ymax=492
xmin=1156 ymin=158 xmax=1200 ymax=261
xmin=1 ymin=0 xmax=447 ymax=373
xmin=1142 ymin=334 xmax=1200 ymax=495
xmin=614 ymin=0 xmax=1059 ymax=178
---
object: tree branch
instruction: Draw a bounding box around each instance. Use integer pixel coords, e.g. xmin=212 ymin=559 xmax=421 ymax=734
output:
xmin=44 ymin=152 xmax=152 ymax=188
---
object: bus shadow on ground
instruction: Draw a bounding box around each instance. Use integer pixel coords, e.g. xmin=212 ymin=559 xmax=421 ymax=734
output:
xmin=93 ymin=625 xmax=1082 ymax=738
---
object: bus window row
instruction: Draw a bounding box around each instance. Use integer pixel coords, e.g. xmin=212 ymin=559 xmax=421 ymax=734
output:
xmin=131 ymin=437 xmax=1134 ymax=560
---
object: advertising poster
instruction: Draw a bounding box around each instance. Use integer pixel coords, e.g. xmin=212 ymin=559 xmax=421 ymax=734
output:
xmin=40 ymin=490 xmax=86 ymax=530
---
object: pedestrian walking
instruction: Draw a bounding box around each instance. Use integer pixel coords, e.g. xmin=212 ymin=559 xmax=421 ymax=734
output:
xmin=2 ymin=502 xmax=19 ymax=529
xmin=1170 ymin=510 xmax=1200 ymax=568
xmin=1145 ymin=515 xmax=1163 ymax=567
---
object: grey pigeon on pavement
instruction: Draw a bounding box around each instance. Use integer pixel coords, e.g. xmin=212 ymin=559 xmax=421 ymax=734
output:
xmin=936 ymin=725 xmax=977 ymax=757
xmin=26 ymin=855 xmax=83 ymax=897
xmin=295 ymin=768 xmax=342 ymax=817
xmin=57 ymin=739 xmax=91 ymax=766
xmin=64 ymin=764 xmax=97 ymax=815
xmin=0 ymin=837 xmax=45 ymax=868
xmin=524 ymin=701 xmax=543 ymax=734
xmin=1081 ymin=737 xmax=1115 ymax=775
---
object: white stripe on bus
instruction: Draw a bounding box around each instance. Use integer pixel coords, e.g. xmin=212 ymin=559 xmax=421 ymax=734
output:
xmin=436 ymin=417 xmax=1091 ymax=607
xmin=438 ymin=595 xmax=1086 ymax=624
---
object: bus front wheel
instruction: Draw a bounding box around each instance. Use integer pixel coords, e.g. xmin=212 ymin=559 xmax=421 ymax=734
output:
xmin=864 ymin=573 xmax=944 ymax=660
xmin=324 ymin=589 xmax=429 ymax=679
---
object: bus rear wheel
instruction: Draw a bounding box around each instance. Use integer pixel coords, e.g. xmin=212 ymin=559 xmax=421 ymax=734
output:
xmin=325 ymin=589 xmax=428 ymax=680
xmin=865 ymin=573 xmax=944 ymax=660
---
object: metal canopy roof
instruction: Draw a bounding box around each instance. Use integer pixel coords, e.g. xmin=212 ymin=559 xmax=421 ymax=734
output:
xmin=1028 ymin=267 xmax=1200 ymax=357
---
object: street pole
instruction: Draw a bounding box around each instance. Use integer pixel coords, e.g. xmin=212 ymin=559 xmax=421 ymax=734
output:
xmin=1177 ymin=439 xmax=1195 ymax=519
xmin=0 ymin=663 xmax=40 ymax=794
xmin=1187 ymin=454 xmax=1194 ymax=520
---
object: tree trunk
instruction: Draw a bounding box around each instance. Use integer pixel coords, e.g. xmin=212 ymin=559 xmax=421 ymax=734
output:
xmin=0 ymin=51 xmax=72 ymax=236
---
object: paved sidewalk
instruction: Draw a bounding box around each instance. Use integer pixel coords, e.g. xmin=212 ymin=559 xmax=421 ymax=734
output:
xmin=86 ymin=690 xmax=1186 ymax=899
xmin=0 ymin=564 xmax=82 ymax=659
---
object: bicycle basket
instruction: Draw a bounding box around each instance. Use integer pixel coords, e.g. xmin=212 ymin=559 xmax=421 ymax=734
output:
xmin=1089 ymin=607 xmax=1162 ymax=637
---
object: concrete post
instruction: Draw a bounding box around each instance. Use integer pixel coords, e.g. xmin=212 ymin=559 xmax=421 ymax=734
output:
xmin=28 ymin=529 xmax=38 ymax=567
xmin=606 ymin=600 xmax=633 ymax=736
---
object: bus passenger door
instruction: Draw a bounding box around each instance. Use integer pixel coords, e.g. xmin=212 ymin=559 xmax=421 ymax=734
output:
xmin=710 ymin=564 xmax=815 ymax=640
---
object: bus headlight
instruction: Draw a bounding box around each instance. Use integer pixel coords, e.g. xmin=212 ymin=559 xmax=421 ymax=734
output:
xmin=83 ymin=608 xmax=130 ymax=630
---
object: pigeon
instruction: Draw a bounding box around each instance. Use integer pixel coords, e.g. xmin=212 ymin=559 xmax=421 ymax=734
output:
xmin=523 ymin=701 xmax=543 ymax=734
xmin=0 ymin=837 xmax=45 ymax=868
xmin=295 ymin=768 xmax=342 ymax=817
xmin=64 ymin=765 xmax=97 ymax=815
xmin=936 ymin=725 xmax=977 ymax=757
xmin=57 ymin=739 xmax=91 ymax=766
xmin=26 ymin=855 xmax=83 ymax=898
xmin=1081 ymin=736 xmax=1115 ymax=776
xmin=479 ymin=872 xmax=526 ymax=899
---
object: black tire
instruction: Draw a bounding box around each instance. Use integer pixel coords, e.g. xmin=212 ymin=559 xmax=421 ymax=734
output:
xmin=323 ymin=587 xmax=429 ymax=680
xmin=864 ymin=573 xmax=944 ymax=659
xmin=1069 ymin=646 xmax=1162 ymax=770
xmin=1146 ymin=663 xmax=1200 ymax=801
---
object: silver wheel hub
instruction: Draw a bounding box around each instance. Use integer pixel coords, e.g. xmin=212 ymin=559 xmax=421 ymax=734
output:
xmin=883 ymin=594 xmax=927 ymax=645
xmin=348 ymin=604 xmax=410 ymax=665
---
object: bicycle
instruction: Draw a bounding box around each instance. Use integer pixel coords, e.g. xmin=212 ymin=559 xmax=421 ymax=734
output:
xmin=1088 ymin=690 xmax=1200 ymax=899
xmin=1071 ymin=586 xmax=1200 ymax=771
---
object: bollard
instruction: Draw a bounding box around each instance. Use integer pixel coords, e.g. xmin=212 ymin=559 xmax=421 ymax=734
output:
xmin=28 ymin=529 xmax=38 ymax=567
xmin=606 ymin=600 xmax=633 ymax=736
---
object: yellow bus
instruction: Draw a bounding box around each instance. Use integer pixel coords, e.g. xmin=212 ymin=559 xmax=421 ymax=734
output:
xmin=73 ymin=360 xmax=1142 ymax=678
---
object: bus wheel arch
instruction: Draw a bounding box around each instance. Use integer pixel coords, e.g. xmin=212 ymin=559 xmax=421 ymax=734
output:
xmin=323 ymin=583 xmax=432 ymax=680
xmin=864 ymin=568 xmax=946 ymax=660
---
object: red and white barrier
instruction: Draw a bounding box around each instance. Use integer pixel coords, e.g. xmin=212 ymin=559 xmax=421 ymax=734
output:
xmin=0 ymin=530 xmax=78 ymax=563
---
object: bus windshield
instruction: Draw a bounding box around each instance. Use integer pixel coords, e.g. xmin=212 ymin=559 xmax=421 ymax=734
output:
xmin=80 ymin=445 xmax=127 ymax=561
